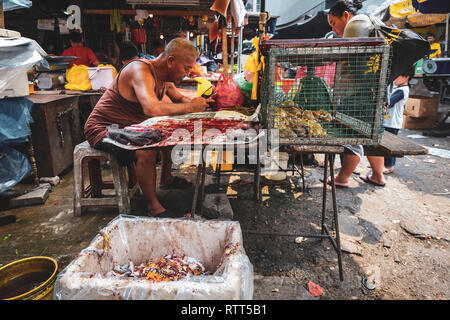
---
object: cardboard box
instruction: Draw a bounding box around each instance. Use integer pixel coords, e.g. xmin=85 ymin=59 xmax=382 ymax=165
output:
xmin=403 ymin=95 xmax=439 ymax=118
xmin=402 ymin=114 xmax=436 ymax=130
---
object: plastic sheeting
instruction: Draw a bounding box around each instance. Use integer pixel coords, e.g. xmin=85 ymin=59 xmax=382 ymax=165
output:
xmin=0 ymin=97 xmax=34 ymax=147
xmin=0 ymin=37 xmax=48 ymax=97
xmin=2 ymin=0 xmax=32 ymax=12
xmin=0 ymin=147 xmax=31 ymax=194
xmin=54 ymin=215 xmax=254 ymax=300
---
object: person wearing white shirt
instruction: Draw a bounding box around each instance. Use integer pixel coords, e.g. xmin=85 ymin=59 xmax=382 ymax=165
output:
xmin=382 ymin=66 xmax=413 ymax=174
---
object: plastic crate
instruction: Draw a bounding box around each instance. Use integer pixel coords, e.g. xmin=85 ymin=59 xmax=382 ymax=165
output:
xmin=54 ymin=215 xmax=254 ymax=300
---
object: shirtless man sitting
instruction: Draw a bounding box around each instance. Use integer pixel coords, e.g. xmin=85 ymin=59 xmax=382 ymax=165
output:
xmin=84 ymin=38 xmax=213 ymax=217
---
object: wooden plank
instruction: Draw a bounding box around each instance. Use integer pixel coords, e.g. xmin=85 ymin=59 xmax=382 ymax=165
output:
xmin=281 ymin=131 xmax=427 ymax=157
xmin=83 ymin=9 xmax=213 ymax=16
xmin=27 ymin=94 xmax=79 ymax=104
xmin=363 ymin=131 xmax=428 ymax=157
xmin=283 ymin=145 xmax=345 ymax=154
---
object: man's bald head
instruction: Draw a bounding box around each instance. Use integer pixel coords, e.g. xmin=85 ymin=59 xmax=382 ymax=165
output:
xmin=161 ymin=37 xmax=199 ymax=61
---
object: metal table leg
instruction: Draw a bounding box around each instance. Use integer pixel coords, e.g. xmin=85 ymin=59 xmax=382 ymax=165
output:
xmin=254 ymin=137 xmax=261 ymax=201
xmin=190 ymin=162 xmax=203 ymax=218
xmin=245 ymin=152 xmax=344 ymax=281
xmin=216 ymin=150 xmax=222 ymax=189
xmin=199 ymin=162 xmax=207 ymax=215
xmin=329 ymin=154 xmax=344 ymax=281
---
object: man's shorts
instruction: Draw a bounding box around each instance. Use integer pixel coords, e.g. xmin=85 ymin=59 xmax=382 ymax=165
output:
xmin=94 ymin=138 xmax=136 ymax=167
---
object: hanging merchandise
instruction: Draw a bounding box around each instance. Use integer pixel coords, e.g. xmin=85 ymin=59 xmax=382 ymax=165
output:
xmin=123 ymin=24 xmax=132 ymax=42
xmin=209 ymin=18 xmax=220 ymax=42
xmin=110 ymin=9 xmax=122 ymax=33
xmin=132 ymin=19 xmax=147 ymax=54
xmin=244 ymin=36 xmax=264 ymax=100
xmin=210 ymin=0 xmax=231 ymax=17
xmin=152 ymin=16 xmax=160 ymax=29
xmin=229 ymin=0 xmax=247 ymax=28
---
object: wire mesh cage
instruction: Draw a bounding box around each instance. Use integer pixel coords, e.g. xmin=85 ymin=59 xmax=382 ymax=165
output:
xmin=260 ymin=38 xmax=392 ymax=146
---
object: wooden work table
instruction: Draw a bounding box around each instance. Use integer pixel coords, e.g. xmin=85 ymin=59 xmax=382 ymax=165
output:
xmin=283 ymin=131 xmax=428 ymax=157
xmin=27 ymin=94 xmax=82 ymax=178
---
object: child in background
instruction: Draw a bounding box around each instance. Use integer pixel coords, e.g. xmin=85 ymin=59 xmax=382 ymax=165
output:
xmin=383 ymin=65 xmax=415 ymax=174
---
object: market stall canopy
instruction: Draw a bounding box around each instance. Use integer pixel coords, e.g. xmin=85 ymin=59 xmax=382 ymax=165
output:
xmin=271 ymin=0 xmax=391 ymax=39
xmin=412 ymin=0 xmax=450 ymax=14
xmin=388 ymin=0 xmax=447 ymax=28
xmin=2 ymin=0 xmax=31 ymax=11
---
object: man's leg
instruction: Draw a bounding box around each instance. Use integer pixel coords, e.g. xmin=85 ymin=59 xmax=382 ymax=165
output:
xmin=366 ymin=156 xmax=386 ymax=185
xmin=135 ymin=149 xmax=165 ymax=216
xmin=334 ymin=154 xmax=360 ymax=186
xmin=159 ymin=147 xmax=192 ymax=189
xmin=159 ymin=148 xmax=174 ymax=185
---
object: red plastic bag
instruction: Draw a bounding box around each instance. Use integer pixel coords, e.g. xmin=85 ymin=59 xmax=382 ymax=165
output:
xmin=307 ymin=281 xmax=323 ymax=297
xmin=213 ymin=74 xmax=244 ymax=110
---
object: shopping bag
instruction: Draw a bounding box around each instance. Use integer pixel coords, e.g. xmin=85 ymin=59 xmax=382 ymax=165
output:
xmin=65 ymin=65 xmax=92 ymax=91
xmin=213 ymin=74 xmax=244 ymax=109
xmin=367 ymin=15 xmax=430 ymax=84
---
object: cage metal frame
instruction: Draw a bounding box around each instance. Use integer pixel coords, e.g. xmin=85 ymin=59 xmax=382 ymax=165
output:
xmin=260 ymin=38 xmax=392 ymax=147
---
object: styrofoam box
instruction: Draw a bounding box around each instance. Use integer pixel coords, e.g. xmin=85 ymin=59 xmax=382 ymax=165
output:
xmin=54 ymin=215 xmax=254 ymax=300
xmin=0 ymin=71 xmax=29 ymax=99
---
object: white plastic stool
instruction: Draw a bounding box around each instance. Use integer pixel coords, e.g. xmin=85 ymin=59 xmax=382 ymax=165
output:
xmin=73 ymin=141 xmax=140 ymax=216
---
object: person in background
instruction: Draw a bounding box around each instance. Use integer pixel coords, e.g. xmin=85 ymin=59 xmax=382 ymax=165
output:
xmin=327 ymin=0 xmax=387 ymax=187
xmin=383 ymin=66 xmax=414 ymax=174
xmin=62 ymin=31 xmax=100 ymax=67
xmin=426 ymin=33 xmax=442 ymax=59
xmin=119 ymin=42 xmax=139 ymax=66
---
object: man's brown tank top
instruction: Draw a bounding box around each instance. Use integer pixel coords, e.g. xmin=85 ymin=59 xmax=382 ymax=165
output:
xmin=84 ymin=58 xmax=167 ymax=146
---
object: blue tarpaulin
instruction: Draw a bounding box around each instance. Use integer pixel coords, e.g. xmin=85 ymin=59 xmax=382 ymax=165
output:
xmin=0 ymin=97 xmax=34 ymax=193
xmin=2 ymin=0 xmax=32 ymax=11
xmin=0 ymin=97 xmax=34 ymax=147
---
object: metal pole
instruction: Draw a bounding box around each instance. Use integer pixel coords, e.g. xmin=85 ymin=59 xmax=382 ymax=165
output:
xmin=237 ymin=26 xmax=243 ymax=73
xmin=445 ymin=13 xmax=449 ymax=57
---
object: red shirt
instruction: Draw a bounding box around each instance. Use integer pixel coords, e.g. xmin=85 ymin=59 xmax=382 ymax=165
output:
xmin=61 ymin=46 xmax=98 ymax=67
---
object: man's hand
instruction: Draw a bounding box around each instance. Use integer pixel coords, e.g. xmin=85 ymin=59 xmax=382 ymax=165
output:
xmin=189 ymin=97 xmax=214 ymax=113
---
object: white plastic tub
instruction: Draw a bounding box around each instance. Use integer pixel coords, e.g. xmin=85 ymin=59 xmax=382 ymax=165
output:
xmin=263 ymin=151 xmax=289 ymax=181
xmin=87 ymin=67 xmax=113 ymax=90
xmin=54 ymin=215 xmax=254 ymax=300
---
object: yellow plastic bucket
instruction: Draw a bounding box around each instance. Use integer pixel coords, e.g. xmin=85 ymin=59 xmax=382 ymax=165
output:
xmin=0 ymin=256 xmax=58 ymax=300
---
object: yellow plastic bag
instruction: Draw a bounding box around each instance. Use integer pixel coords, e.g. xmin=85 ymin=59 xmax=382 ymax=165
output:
xmin=65 ymin=64 xmax=117 ymax=91
xmin=195 ymin=77 xmax=213 ymax=97
xmin=244 ymin=37 xmax=265 ymax=100
xmin=65 ymin=65 xmax=92 ymax=91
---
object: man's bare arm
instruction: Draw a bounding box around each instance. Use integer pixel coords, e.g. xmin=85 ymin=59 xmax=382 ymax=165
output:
xmin=166 ymin=82 xmax=192 ymax=104
xmin=130 ymin=63 xmax=209 ymax=117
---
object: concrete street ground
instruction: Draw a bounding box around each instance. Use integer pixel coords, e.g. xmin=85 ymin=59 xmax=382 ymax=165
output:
xmin=0 ymin=118 xmax=449 ymax=300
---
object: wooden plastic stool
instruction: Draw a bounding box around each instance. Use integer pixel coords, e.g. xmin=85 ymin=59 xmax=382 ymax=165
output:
xmin=73 ymin=141 xmax=140 ymax=216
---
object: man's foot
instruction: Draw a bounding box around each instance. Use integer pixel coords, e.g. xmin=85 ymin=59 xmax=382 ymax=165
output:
xmin=360 ymin=175 xmax=386 ymax=187
xmin=160 ymin=176 xmax=192 ymax=190
xmin=320 ymin=178 xmax=350 ymax=188
xmin=152 ymin=210 xmax=178 ymax=218
xmin=383 ymin=167 xmax=394 ymax=174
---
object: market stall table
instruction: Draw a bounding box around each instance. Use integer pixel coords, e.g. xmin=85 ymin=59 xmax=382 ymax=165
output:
xmin=246 ymin=131 xmax=429 ymax=281
xmin=27 ymin=94 xmax=81 ymax=178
